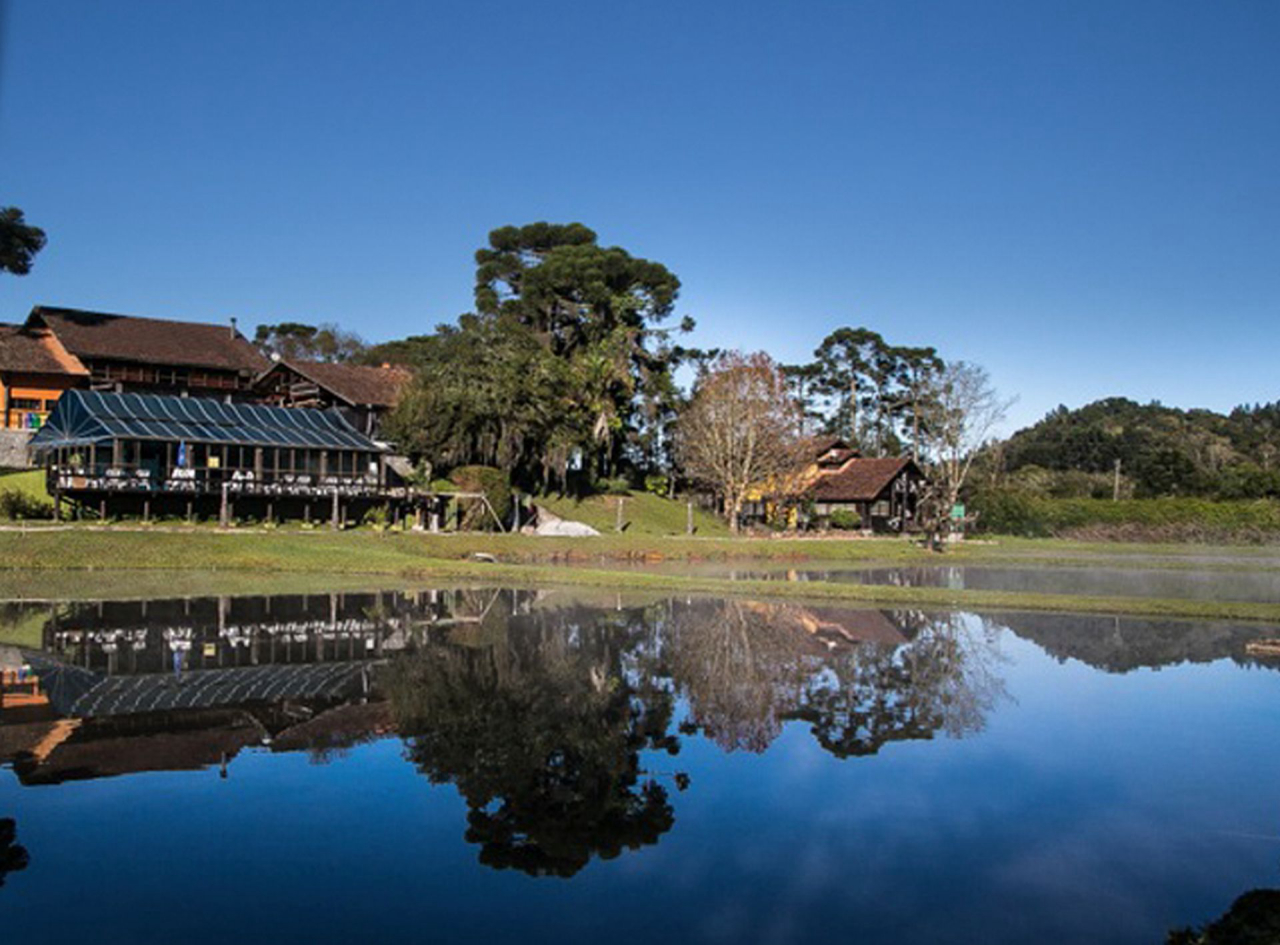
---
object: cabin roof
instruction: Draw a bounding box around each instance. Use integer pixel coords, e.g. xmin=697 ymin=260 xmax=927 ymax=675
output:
xmin=0 ymin=324 xmax=88 ymax=376
xmin=804 ymin=607 xmax=909 ymax=646
xmin=29 ymin=390 xmax=384 ymax=452
xmin=261 ymin=358 xmax=411 ymax=408
xmin=67 ymin=661 xmax=375 ymax=717
xmin=28 ymin=306 xmax=268 ymax=374
xmin=809 ymin=456 xmax=916 ymax=502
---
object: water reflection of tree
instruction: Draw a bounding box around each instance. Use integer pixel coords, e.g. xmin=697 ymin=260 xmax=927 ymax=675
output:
xmin=0 ymin=819 xmax=29 ymax=888
xmin=793 ymin=613 xmax=1007 ymax=758
xmin=381 ymin=593 xmax=1009 ymax=874
xmin=995 ymin=612 xmax=1278 ymax=675
xmin=666 ymin=600 xmax=1007 ymax=757
xmin=383 ymin=601 xmax=680 ymax=878
xmin=665 ymin=600 xmax=813 ymax=752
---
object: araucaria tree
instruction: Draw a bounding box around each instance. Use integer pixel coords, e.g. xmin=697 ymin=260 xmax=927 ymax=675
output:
xmin=676 ymin=352 xmax=805 ymax=533
xmin=801 ymin=327 xmax=943 ymax=457
xmin=915 ymin=361 xmax=1011 ymax=549
xmin=0 ymin=207 xmax=47 ymax=276
xmin=389 ymin=223 xmax=692 ymax=491
xmin=253 ymin=322 xmax=366 ymax=362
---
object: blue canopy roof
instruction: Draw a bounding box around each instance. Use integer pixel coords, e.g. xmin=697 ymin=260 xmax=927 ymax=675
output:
xmin=29 ymin=390 xmax=384 ymax=452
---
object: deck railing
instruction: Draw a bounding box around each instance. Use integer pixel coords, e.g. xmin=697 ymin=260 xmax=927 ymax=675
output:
xmin=49 ymin=463 xmax=389 ymax=499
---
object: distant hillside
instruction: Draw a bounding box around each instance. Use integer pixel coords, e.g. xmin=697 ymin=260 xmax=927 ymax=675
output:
xmin=1000 ymin=398 xmax=1280 ymax=498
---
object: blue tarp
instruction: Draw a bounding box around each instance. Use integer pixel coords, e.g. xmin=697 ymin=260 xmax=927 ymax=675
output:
xmin=29 ymin=390 xmax=382 ymax=452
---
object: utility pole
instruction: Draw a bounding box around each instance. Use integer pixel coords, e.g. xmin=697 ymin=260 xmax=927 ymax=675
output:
xmin=1113 ymin=458 xmax=1122 ymax=502
xmin=615 ymin=496 xmax=625 ymax=533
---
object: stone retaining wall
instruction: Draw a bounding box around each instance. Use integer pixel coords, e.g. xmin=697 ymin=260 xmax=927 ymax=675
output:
xmin=0 ymin=430 xmax=34 ymax=470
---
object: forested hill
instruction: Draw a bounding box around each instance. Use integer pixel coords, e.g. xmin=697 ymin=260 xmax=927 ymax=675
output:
xmin=1000 ymin=398 xmax=1280 ymax=498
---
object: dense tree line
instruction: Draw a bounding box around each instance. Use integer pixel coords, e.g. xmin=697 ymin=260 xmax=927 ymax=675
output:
xmin=990 ymin=397 xmax=1280 ymax=499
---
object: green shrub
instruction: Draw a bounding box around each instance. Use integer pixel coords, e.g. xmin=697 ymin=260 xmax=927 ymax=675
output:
xmin=969 ymin=488 xmax=1280 ymax=542
xmin=643 ymin=473 xmax=670 ymax=497
xmin=828 ymin=509 xmax=863 ymax=531
xmin=595 ymin=475 xmax=632 ymax=496
xmin=967 ymin=490 xmax=1053 ymax=537
xmin=448 ymin=465 xmax=512 ymax=530
xmin=363 ymin=504 xmax=391 ymax=532
xmin=0 ymin=488 xmax=53 ymax=521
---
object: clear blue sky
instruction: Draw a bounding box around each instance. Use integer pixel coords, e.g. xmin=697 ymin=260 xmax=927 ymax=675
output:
xmin=1 ymin=0 xmax=1276 ymax=431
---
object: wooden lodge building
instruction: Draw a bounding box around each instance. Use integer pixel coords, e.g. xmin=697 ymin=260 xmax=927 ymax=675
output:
xmin=0 ymin=323 xmax=89 ymax=432
xmin=808 ymin=451 xmax=926 ymax=531
xmin=0 ymin=306 xmax=409 ymax=473
xmin=29 ymin=390 xmax=400 ymax=525
xmin=26 ymin=306 xmax=269 ymax=398
xmin=743 ymin=437 xmax=927 ymax=533
xmin=0 ymin=306 xmax=270 ymax=467
xmin=254 ymin=357 xmax=410 ymax=439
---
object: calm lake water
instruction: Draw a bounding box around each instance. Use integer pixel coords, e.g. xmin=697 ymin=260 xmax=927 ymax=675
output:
xmin=1 ymin=587 xmax=1279 ymax=944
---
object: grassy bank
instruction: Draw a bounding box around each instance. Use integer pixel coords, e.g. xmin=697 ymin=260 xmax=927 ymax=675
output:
xmin=1 ymin=529 xmax=1280 ymax=622
xmin=0 ymin=469 xmax=52 ymax=519
xmin=535 ymin=491 xmax=730 ymax=536
xmin=0 ymin=527 xmax=935 ymax=571
xmin=0 ymin=527 xmax=1276 ymax=572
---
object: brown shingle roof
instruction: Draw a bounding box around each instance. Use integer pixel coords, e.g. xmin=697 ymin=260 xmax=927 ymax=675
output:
xmin=29 ymin=306 xmax=268 ymax=374
xmin=0 ymin=324 xmax=88 ymax=376
xmin=805 ymin=607 xmax=909 ymax=646
xmin=810 ymin=456 xmax=915 ymax=502
xmin=273 ymin=359 xmax=410 ymax=407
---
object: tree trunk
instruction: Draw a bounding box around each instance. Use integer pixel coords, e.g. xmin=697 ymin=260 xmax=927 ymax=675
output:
xmin=849 ymin=377 xmax=858 ymax=443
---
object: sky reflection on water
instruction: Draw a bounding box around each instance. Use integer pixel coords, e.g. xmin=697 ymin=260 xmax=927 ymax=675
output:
xmin=0 ymin=588 xmax=1277 ymax=944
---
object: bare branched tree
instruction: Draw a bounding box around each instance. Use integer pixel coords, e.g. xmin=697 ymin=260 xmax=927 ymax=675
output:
xmin=916 ymin=361 xmax=1013 ymax=549
xmin=676 ymin=351 xmax=805 ymax=533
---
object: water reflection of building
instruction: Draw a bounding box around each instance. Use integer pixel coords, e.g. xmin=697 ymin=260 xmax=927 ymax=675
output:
xmin=40 ymin=591 xmax=449 ymax=675
xmin=0 ymin=589 xmax=504 ymax=785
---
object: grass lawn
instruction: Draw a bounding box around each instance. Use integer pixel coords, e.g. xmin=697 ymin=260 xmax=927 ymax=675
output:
xmin=1 ymin=528 xmax=1279 ymax=621
xmin=0 ymin=602 xmax=53 ymax=647
xmin=0 ymin=469 xmax=51 ymax=508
